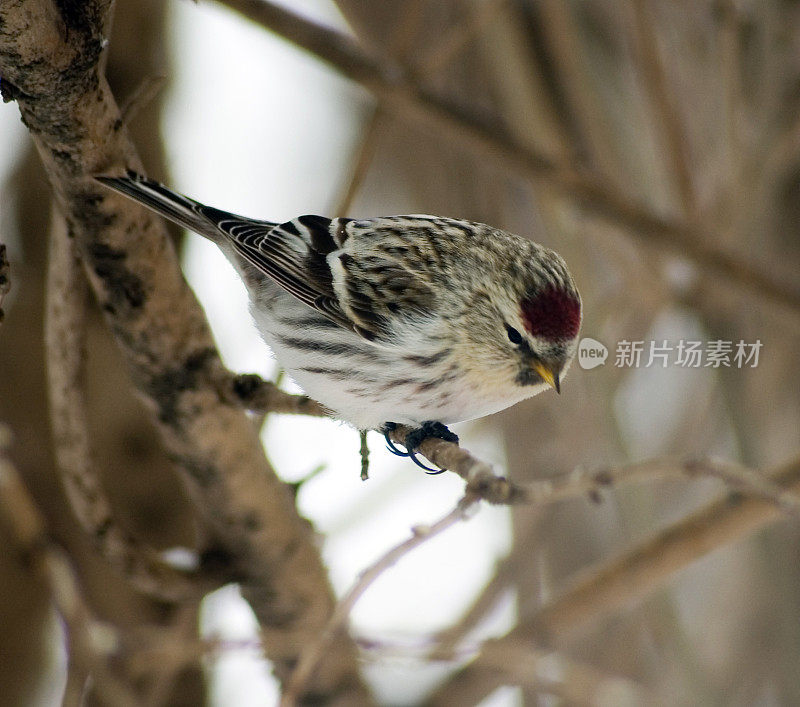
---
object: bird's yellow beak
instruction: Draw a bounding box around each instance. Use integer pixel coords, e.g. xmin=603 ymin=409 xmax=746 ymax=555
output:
xmin=532 ymin=361 xmax=560 ymax=394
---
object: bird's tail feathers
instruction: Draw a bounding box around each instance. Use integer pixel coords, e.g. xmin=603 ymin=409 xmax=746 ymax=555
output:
xmin=95 ymin=171 xmax=227 ymax=243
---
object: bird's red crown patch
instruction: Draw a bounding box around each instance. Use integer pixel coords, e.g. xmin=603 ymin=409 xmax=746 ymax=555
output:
xmin=521 ymin=286 xmax=581 ymax=341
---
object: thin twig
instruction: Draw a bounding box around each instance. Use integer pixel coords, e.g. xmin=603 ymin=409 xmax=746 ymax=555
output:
xmin=359 ymin=430 xmax=370 ymax=481
xmin=236 ymin=397 xmax=800 ymax=512
xmin=686 ymin=457 xmax=800 ymax=516
xmin=230 ymin=372 xmax=328 ymax=417
xmin=280 ymin=495 xmax=477 ymax=706
xmin=219 ymin=0 xmax=800 ymax=316
xmin=386 ymin=428 xmax=800 ymax=511
xmin=355 ymin=633 xmax=657 ymax=705
xmin=387 ymin=424 xmax=523 ymax=503
xmin=230 ymin=376 xmax=800 ymax=517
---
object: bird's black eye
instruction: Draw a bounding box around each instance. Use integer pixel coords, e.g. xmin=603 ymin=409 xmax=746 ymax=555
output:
xmin=505 ymin=325 xmax=523 ymax=345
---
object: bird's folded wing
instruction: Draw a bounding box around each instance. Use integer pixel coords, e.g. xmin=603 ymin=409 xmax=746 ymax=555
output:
xmin=209 ymin=213 xmax=372 ymax=336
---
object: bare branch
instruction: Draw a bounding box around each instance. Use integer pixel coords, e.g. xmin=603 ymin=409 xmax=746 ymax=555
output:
xmin=630 ymin=0 xmax=697 ymax=214
xmin=231 ymin=379 xmax=800 ymax=520
xmin=219 ymin=0 xmax=800 ymax=316
xmin=0 ymin=438 xmax=139 ymax=707
xmin=385 ymin=429 xmax=800 ymax=512
xmin=471 ymin=639 xmax=659 ymax=705
xmin=359 ymin=429 xmax=370 ymax=481
xmin=429 ymin=454 xmax=800 ymax=703
xmin=355 ymin=633 xmax=657 ymax=705
xmin=413 ymin=0 xmax=508 ymax=79
xmin=536 ymin=456 xmax=800 ymax=637
xmin=387 ymin=424 xmax=525 ymax=503
xmin=685 ymin=457 xmax=800 ymax=517
xmin=46 ymin=206 xmax=194 ymax=601
xmin=230 ymin=373 xmax=328 ymax=417
xmin=281 ymin=496 xmax=476 ymax=706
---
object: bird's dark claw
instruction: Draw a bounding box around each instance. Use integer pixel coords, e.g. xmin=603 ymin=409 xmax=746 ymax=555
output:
xmin=414 ymin=452 xmax=446 ymax=474
xmin=383 ymin=422 xmax=410 ymax=457
xmin=381 ymin=421 xmax=459 ymax=474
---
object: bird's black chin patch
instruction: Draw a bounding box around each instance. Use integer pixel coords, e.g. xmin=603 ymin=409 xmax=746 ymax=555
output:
xmin=515 ymin=369 xmax=543 ymax=387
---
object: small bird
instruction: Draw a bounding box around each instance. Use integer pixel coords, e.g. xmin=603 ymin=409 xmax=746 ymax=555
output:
xmin=96 ymin=172 xmax=581 ymax=471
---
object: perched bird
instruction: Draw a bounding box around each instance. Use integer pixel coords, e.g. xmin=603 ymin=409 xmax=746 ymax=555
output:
xmin=96 ymin=172 xmax=581 ymax=471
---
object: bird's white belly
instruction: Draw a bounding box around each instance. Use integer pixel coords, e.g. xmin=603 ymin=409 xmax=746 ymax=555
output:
xmin=249 ymin=288 xmax=545 ymax=430
xmin=288 ymin=363 xmax=536 ymax=430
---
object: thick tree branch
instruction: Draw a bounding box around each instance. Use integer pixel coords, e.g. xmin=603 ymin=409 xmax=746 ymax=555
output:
xmin=0 ymin=1 xmax=368 ymax=701
xmin=219 ymin=0 xmax=800 ymax=316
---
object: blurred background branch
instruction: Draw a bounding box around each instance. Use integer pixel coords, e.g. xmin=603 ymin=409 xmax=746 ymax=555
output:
xmin=2 ymin=0 xmax=800 ymax=704
xmin=224 ymin=0 xmax=800 ymax=316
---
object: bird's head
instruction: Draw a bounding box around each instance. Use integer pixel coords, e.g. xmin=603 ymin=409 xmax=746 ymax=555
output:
xmin=456 ymin=246 xmax=581 ymax=400
xmin=509 ymin=283 xmax=581 ymax=392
